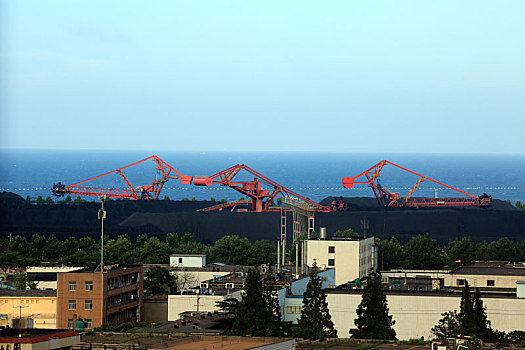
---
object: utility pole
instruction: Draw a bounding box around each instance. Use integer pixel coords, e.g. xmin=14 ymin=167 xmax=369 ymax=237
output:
xmin=98 ymin=195 xmax=107 ymax=273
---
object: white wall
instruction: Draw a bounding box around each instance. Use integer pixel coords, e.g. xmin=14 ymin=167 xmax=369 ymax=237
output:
xmin=170 ymin=256 xmax=206 ymax=268
xmin=444 ymin=274 xmax=525 ymax=289
xmin=327 ymin=292 xmax=525 ymax=340
xmin=305 ymin=238 xmax=375 ymax=285
xmin=167 ymin=295 xmax=222 ymax=321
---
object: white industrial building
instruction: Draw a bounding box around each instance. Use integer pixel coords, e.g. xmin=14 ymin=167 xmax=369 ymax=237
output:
xmin=303 ymin=237 xmax=376 ymax=285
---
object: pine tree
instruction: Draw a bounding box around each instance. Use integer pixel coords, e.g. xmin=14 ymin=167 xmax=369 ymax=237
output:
xmin=458 ymin=280 xmax=476 ymax=335
xmin=350 ymin=270 xmax=396 ymax=340
xmin=231 ymin=268 xmax=282 ymax=336
xmin=472 ymin=287 xmax=492 ymax=340
xmin=296 ymin=262 xmax=337 ymax=339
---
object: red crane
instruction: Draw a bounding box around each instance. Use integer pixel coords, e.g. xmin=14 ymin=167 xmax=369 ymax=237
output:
xmin=342 ymin=160 xmax=492 ymax=208
xmin=192 ymin=164 xmax=331 ymax=212
xmin=51 ymin=155 xmax=193 ymax=200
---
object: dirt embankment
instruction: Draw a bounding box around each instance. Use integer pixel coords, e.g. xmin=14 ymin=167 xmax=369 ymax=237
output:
xmin=1 ymin=192 xmax=524 ymax=244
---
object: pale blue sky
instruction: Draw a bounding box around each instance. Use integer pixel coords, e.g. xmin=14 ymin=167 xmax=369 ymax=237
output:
xmin=1 ymin=1 xmax=524 ymax=153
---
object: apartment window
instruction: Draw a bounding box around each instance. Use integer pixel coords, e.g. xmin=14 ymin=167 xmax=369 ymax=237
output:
xmin=68 ymin=300 xmax=76 ymax=310
xmin=286 ymin=306 xmax=302 ymax=314
xmin=67 ymin=319 xmax=74 ymax=329
xmin=487 ymin=280 xmax=495 ymax=287
xmin=328 ymin=246 xmax=335 ymax=254
xmin=179 ymin=258 xmax=183 ymax=264
xmin=226 ymin=283 xmax=234 ymax=289
xmin=68 ymin=281 xmax=77 ymax=291
xmin=85 ymin=300 xmax=93 ymax=310
xmin=457 ymin=279 xmax=465 ymax=286
xmin=85 ymin=281 xmax=94 ymax=291
xmin=328 ymin=259 xmax=335 ymax=267
xmin=200 ymin=282 xmax=208 ymax=289
xmin=84 ymin=319 xmax=92 ymax=329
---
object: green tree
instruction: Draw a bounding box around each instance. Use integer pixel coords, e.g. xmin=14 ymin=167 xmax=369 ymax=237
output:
xmin=35 ymin=195 xmax=44 ymax=204
xmin=296 ymin=262 xmax=337 ymax=339
xmin=163 ymin=195 xmax=170 ymax=200
xmin=44 ymin=235 xmax=62 ymax=261
xmin=45 ymin=196 xmax=54 ymax=204
xmin=458 ymin=280 xmax=475 ymax=335
xmin=25 ymin=195 xmax=31 ymax=204
xmin=231 ymin=268 xmax=282 ymax=336
xmin=65 ymin=195 xmax=72 ymax=203
xmin=30 ymin=234 xmax=47 ymax=260
xmin=73 ymin=196 xmax=84 ymax=204
xmin=405 ymin=233 xmax=443 ymax=269
xmin=61 ymin=237 xmax=78 ymax=257
xmin=350 ymin=270 xmax=396 ymax=340
xmin=375 ymin=237 xmax=405 ymax=270
xmin=472 ymin=288 xmax=492 ymax=340
xmin=190 ymin=197 xmax=196 ymax=201
xmin=515 ymin=200 xmax=523 ymax=209
xmin=333 ymin=228 xmax=359 ymax=238
xmin=431 ymin=310 xmax=460 ymax=341
xmin=210 ymin=197 xmax=216 ymax=202
xmin=484 ymin=238 xmax=520 ymax=262
xmin=220 ymin=198 xmax=227 ymax=203
xmin=447 ymin=237 xmax=477 ymax=268
xmin=209 ymin=235 xmax=255 ymax=265
xmin=104 ymin=235 xmax=134 ymax=264
xmin=137 ymin=237 xmax=171 ymax=263
xmin=144 ymin=266 xmax=176 ymax=296
xmin=253 ymin=240 xmax=276 ymax=266
xmin=14 ymin=272 xmax=38 ymax=290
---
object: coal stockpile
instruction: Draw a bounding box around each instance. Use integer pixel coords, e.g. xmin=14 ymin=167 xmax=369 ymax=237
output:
xmin=1 ymin=192 xmax=524 ymax=244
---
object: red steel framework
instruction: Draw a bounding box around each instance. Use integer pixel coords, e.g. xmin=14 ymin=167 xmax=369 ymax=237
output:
xmin=193 ymin=164 xmax=331 ymax=212
xmin=52 ymin=155 xmax=193 ymax=200
xmin=342 ymin=160 xmax=492 ymax=208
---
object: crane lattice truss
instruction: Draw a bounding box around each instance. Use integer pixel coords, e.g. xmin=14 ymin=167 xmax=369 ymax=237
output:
xmin=51 ymin=155 xmax=193 ymax=200
xmin=342 ymin=160 xmax=492 ymax=208
xmin=194 ymin=164 xmax=331 ymax=213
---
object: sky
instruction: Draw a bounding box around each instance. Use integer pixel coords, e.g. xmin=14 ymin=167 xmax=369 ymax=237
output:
xmin=1 ymin=1 xmax=524 ymax=153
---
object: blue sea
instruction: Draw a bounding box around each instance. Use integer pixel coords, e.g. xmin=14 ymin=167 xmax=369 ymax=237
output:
xmin=0 ymin=150 xmax=524 ymax=204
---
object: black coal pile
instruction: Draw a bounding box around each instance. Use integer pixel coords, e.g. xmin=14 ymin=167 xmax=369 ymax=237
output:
xmin=1 ymin=192 xmax=523 ymax=244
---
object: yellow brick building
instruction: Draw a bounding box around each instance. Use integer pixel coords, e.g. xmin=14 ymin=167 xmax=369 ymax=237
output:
xmin=0 ymin=290 xmax=57 ymax=329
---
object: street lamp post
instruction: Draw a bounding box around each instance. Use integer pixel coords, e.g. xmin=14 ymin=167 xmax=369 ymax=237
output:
xmin=98 ymin=195 xmax=107 ymax=273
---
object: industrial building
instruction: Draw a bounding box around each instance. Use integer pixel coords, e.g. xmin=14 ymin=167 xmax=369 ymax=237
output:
xmin=0 ymin=290 xmax=57 ymax=329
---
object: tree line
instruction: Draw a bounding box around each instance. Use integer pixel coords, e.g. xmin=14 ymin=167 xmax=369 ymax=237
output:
xmin=0 ymin=233 xmax=276 ymax=270
xmin=376 ymin=234 xmax=525 ymax=270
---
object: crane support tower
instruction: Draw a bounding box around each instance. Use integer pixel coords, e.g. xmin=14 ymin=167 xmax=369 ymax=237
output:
xmin=342 ymin=160 xmax=492 ymax=208
xmin=51 ymin=155 xmax=193 ymax=200
xmin=194 ymin=164 xmax=331 ymax=213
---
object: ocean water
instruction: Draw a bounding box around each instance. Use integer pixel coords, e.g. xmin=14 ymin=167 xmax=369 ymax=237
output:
xmin=0 ymin=149 xmax=524 ymax=204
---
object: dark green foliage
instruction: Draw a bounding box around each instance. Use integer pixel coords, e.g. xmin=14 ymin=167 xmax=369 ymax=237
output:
xmin=431 ymin=310 xmax=460 ymax=341
xmin=25 ymin=195 xmax=31 ymax=204
xmin=45 ymin=196 xmax=54 ymax=204
xmin=35 ymin=196 xmax=44 ymax=204
xmin=333 ymin=227 xmax=359 ymax=238
xmin=472 ymin=288 xmax=491 ymax=340
xmin=405 ymin=233 xmax=443 ymax=269
xmin=209 ymin=235 xmax=255 ymax=265
xmin=163 ymin=195 xmax=170 ymax=200
xmin=515 ymin=200 xmax=524 ymax=210
xmin=296 ymin=262 xmax=337 ymax=339
xmin=94 ymin=321 xmax=148 ymax=332
xmin=231 ymin=268 xmax=283 ymax=336
xmin=458 ymin=280 xmax=475 ymax=335
xmin=375 ymin=237 xmax=405 ymax=270
xmin=144 ymin=266 xmax=176 ymax=296
xmin=350 ymin=270 xmax=396 ymax=340
xmin=14 ymin=272 xmax=38 ymax=290
xmin=447 ymin=237 xmax=476 ymax=268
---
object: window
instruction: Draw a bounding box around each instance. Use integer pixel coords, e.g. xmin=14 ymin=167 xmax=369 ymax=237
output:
xmin=85 ymin=281 xmax=93 ymax=291
xmin=457 ymin=279 xmax=465 ymax=286
xmin=200 ymin=282 xmax=208 ymax=289
xmin=226 ymin=283 xmax=234 ymax=289
xmin=67 ymin=319 xmax=74 ymax=329
xmin=68 ymin=300 xmax=76 ymax=310
xmin=68 ymin=281 xmax=77 ymax=291
xmin=85 ymin=300 xmax=93 ymax=310
xmin=487 ymin=280 xmax=495 ymax=287
xmin=179 ymin=258 xmax=183 ymax=264
xmin=328 ymin=246 xmax=335 ymax=254
xmin=286 ymin=306 xmax=302 ymax=314
xmin=328 ymin=259 xmax=335 ymax=267
xmin=84 ymin=319 xmax=92 ymax=329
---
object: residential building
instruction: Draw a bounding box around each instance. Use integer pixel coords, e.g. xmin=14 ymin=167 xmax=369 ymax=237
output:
xmin=57 ymin=264 xmax=143 ymax=330
xmin=0 ymin=290 xmax=57 ymax=329
xmin=304 ymin=237 xmax=376 ymax=285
